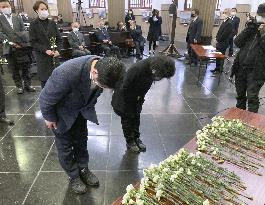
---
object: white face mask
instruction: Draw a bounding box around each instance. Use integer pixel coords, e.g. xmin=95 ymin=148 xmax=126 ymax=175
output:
xmin=1 ymin=7 xmax=11 ymax=15
xmin=231 ymin=12 xmax=236 ymax=16
xmin=38 ymin=10 xmax=49 ymax=20
xmin=222 ymin=14 xmax=228 ymax=19
xmin=72 ymin=27 xmax=79 ymax=32
xmin=256 ymin=15 xmax=265 ymax=23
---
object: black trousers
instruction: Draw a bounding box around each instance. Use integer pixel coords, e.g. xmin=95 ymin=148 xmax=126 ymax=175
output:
xmin=134 ymin=41 xmax=145 ymax=57
xmin=6 ymin=53 xmax=31 ymax=88
xmin=235 ymin=68 xmax=264 ymax=113
xmin=216 ymin=42 xmax=229 ymax=71
xmin=228 ymin=37 xmax=234 ymax=55
xmin=53 ymin=114 xmax=89 ymax=179
xmin=101 ymin=44 xmax=121 ymax=59
xmin=149 ymin=41 xmax=156 ymax=51
xmin=187 ymin=43 xmax=198 ymax=64
xmin=0 ymin=74 xmax=5 ymax=118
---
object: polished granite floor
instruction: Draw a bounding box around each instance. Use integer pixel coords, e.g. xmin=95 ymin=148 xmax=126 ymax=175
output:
xmin=2 ymin=42 xmax=265 ymax=205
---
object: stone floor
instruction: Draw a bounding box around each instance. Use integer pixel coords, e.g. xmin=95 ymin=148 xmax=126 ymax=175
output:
xmin=1 ymin=42 xmax=265 ymax=205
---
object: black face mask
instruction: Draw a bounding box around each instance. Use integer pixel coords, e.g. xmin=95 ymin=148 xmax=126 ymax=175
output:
xmin=191 ymin=14 xmax=196 ymax=18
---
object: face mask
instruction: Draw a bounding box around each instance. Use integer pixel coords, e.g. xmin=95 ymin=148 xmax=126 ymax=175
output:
xmin=38 ymin=10 xmax=49 ymax=20
xmin=1 ymin=7 xmax=11 ymax=15
xmin=222 ymin=14 xmax=228 ymax=19
xmin=231 ymin=12 xmax=236 ymax=16
xmin=191 ymin=14 xmax=195 ymax=18
xmin=128 ymin=12 xmax=132 ymax=15
xmin=72 ymin=27 xmax=79 ymax=32
xmin=256 ymin=15 xmax=265 ymax=23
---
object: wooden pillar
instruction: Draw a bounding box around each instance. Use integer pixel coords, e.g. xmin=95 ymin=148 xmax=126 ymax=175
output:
xmin=57 ymin=0 xmax=73 ymax=22
xmin=192 ymin=0 xmax=217 ymax=44
xmin=108 ymin=0 xmax=125 ymax=28
xmin=21 ymin=0 xmax=37 ymax=18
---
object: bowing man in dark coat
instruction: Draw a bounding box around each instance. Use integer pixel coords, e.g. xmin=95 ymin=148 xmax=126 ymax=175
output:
xmin=95 ymin=21 xmax=121 ymax=59
xmin=211 ymin=8 xmax=233 ymax=74
xmin=40 ymin=55 xmax=125 ymax=194
xmin=0 ymin=0 xmax=35 ymax=94
xmin=147 ymin=9 xmax=162 ymax=54
xmin=125 ymin=9 xmax=135 ymax=30
xmin=228 ymin=8 xmax=240 ymax=56
xmin=111 ymin=56 xmax=175 ymax=153
xmin=68 ymin=21 xmax=91 ymax=57
xmin=129 ymin=20 xmax=146 ymax=60
xmin=186 ymin=9 xmax=203 ymax=65
xmin=29 ymin=1 xmax=62 ymax=88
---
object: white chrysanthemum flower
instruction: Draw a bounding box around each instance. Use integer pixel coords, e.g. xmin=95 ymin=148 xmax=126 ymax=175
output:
xmin=126 ymin=184 xmax=135 ymax=193
xmin=136 ymin=198 xmax=144 ymax=205
xmin=155 ymin=190 xmax=163 ymax=200
xmin=203 ymin=199 xmax=210 ymax=205
xmin=187 ymin=168 xmax=192 ymax=175
xmin=163 ymin=168 xmax=170 ymax=172
xmin=129 ymin=199 xmax=135 ymax=204
xmin=153 ymin=175 xmax=159 ymax=183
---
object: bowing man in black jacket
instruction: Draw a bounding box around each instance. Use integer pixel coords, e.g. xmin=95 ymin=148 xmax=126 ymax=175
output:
xmin=111 ymin=56 xmax=176 ymax=153
xmin=228 ymin=8 xmax=240 ymax=56
xmin=211 ymin=8 xmax=233 ymax=74
xmin=186 ymin=9 xmax=203 ymax=65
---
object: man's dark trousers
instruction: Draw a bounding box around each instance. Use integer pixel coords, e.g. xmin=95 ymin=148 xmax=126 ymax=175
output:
xmin=235 ymin=68 xmax=264 ymax=113
xmin=54 ymin=113 xmax=89 ymax=179
xmin=216 ymin=41 xmax=229 ymax=71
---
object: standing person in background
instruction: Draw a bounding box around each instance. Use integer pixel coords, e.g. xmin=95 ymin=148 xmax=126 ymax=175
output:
xmin=228 ymin=8 xmax=240 ymax=57
xmin=211 ymin=8 xmax=232 ymax=74
xmin=29 ymin=1 xmax=62 ymax=88
xmin=116 ymin=21 xmax=126 ymax=32
xmin=129 ymin=20 xmax=145 ymax=60
xmin=125 ymin=9 xmax=135 ymax=30
xmin=68 ymin=22 xmax=91 ymax=57
xmin=0 ymin=0 xmax=35 ymax=94
xmin=186 ymin=9 xmax=203 ymax=66
xmin=147 ymin=9 xmax=162 ymax=55
xmin=57 ymin=14 xmax=63 ymax=24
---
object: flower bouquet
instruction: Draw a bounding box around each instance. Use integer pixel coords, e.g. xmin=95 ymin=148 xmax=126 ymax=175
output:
xmin=122 ymin=149 xmax=251 ymax=205
xmin=197 ymin=116 xmax=265 ymax=175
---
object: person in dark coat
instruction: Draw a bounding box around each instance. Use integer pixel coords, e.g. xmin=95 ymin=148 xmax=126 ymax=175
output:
xmin=116 ymin=21 xmax=127 ymax=32
xmin=40 ymin=55 xmax=125 ymax=194
xmin=147 ymin=9 xmax=162 ymax=54
xmin=230 ymin=3 xmax=265 ymax=113
xmin=0 ymin=0 xmax=35 ymax=94
xmin=129 ymin=20 xmax=145 ymax=60
xmin=95 ymin=21 xmax=121 ymax=59
xmin=211 ymin=8 xmax=233 ymax=74
xmin=111 ymin=56 xmax=176 ymax=153
xmin=68 ymin=22 xmax=91 ymax=57
xmin=228 ymin=8 xmax=240 ymax=56
xmin=125 ymin=9 xmax=135 ymax=30
xmin=186 ymin=8 xmax=203 ymax=65
xmin=29 ymin=1 xmax=62 ymax=88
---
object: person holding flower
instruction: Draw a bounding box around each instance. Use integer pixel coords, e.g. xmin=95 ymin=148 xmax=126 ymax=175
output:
xmin=29 ymin=0 xmax=62 ymax=88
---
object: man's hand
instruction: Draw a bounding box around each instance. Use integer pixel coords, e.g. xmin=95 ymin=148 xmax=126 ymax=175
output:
xmin=109 ymin=41 xmax=112 ymax=45
xmin=194 ymin=39 xmax=198 ymax=44
xmin=46 ymin=50 xmax=54 ymax=56
xmin=79 ymin=45 xmax=84 ymax=50
xmin=53 ymin=51 xmax=60 ymax=57
xmin=45 ymin=120 xmax=57 ymax=129
xmin=13 ymin=43 xmax=22 ymax=48
xmin=103 ymin=40 xmax=109 ymax=43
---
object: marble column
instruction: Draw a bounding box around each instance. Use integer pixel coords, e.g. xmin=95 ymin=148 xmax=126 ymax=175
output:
xmin=21 ymin=0 xmax=37 ymax=18
xmin=57 ymin=0 xmax=73 ymax=22
xmin=192 ymin=0 xmax=217 ymax=44
xmin=108 ymin=0 xmax=125 ymax=27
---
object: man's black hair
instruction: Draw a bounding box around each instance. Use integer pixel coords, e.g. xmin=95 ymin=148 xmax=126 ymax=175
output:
xmin=96 ymin=57 xmax=126 ymax=89
xmin=231 ymin=8 xmax=237 ymax=12
xmin=0 ymin=0 xmax=10 ymax=3
xmin=149 ymin=56 xmax=176 ymax=79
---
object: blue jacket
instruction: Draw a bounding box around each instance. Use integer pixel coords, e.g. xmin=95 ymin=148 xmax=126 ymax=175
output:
xmin=39 ymin=55 xmax=103 ymax=134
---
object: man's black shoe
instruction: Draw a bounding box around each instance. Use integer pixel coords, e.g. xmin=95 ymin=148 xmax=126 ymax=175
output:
xmin=0 ymin=117 xmax=14 ymax=125
xmin=25 ymin=86 xmax=36 ymax=92
xmin=70 ymin=177 xmax=87 ymax=194
xmin=80 ymin=168 xmax=99 ymax=187
xmin=135 ymin=138 xmax=146 ymax=152
xmin=126 ymin=141 xmax=140 ymax=153
xmin=16 ymin=87 xmax=23 ymax=94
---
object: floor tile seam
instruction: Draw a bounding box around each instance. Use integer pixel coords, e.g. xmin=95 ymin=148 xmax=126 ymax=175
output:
xmin=0 ymin=97 xmax=39 ymax=142
xmin=21 ymin=140 xmax=55 ymax=205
